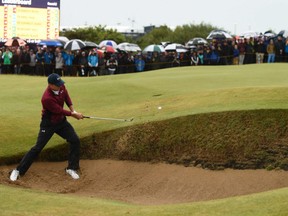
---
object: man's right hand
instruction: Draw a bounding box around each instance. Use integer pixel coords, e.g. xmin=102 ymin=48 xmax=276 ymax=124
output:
xmin=71 ymin=111 xmax=84 ymax=120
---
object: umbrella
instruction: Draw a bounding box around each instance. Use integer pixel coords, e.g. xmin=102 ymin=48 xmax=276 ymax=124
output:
xmin=64 ymin=39 xmax=86 ymax=51
xmin=278 ymin=30 xmax=288 ymax=38
xmin=99 ymin=40 xmax=117 ymax=48
xmin=5 ymin=37 xmax=27 ymax=47
xmin=37 ymin=39 xmax=63 ymax=47
xmin=84 ymin=41 xmax=99 ymax=48
xmin=100 ymin=45 xmax=116 ymax=53
xmin=142 ymin=44 xmax=165 ymax=53
xmin=186 ymin=38 xmax=208 ymax=46
xmin=164 ymin=43 xmax=188 ymax=53
xmin=239 ymin=31 xmax=261 ymax=39
xmin=207 ymin=30 xmax=232 ymax=40
xmin=57 ymin=36 xmax=69 ymax=45
xmin=117 ymin=42 xmax=141 ymax=52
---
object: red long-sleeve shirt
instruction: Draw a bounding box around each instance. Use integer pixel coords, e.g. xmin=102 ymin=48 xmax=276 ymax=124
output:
xmin=41 ymin=85 xmax=73 ymax=124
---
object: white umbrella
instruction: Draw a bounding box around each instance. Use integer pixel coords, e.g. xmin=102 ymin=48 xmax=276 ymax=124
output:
xmin=64 ymin=39 xmax=86 ymax=51
xmin=142 ymin=44 xmax=165 ymax=53
xmin=207 ymin=30 xmax=232 ymax=40
xmin=99 ymin=40 xmax=117 ymax=48
xmin=117 ymin=42 xmax=141 ymax=52
xmin=239 ymin=31 xmax=261 ymax=39
xmin=165 ymin=43 xmax=188 ymax=53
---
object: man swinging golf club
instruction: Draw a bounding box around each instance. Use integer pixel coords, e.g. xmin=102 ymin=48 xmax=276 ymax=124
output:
xmin=10 ymin=73 xmax=84 ymax=181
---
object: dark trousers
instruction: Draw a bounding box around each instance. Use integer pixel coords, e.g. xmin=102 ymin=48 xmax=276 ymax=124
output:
xmin=17 ymin=119 xmax=80 ymax=176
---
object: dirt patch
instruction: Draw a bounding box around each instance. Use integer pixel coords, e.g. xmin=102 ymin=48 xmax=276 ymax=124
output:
xmin=1 ymin=160 xmax=288 ymax=205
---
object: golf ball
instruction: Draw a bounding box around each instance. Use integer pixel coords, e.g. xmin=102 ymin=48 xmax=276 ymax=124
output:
xmin=158 ymin=106 xmax=162 ymax=110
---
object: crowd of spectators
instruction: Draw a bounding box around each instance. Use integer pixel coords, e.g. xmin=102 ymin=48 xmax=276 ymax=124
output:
xmin=0 ymin=35 xmax=287 ymax=76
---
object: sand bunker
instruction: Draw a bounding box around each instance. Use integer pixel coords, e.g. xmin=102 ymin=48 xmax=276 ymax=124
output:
xmin=1 ymin=159 xmax=288 ymax=205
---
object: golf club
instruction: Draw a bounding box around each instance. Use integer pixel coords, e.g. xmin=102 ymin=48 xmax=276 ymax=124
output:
xmin=83 ymin=116 xmax=134 ymax=122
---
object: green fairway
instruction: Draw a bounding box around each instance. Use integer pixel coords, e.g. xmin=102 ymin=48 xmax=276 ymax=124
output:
xmin=1 ymin=64 xmax=288 ymax=216
xmin=1 ymin=64 xmax=288 ymax=158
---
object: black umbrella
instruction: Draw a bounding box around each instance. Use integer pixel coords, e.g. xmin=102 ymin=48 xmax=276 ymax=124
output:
xmin=207 ymin=30 xmax=232 ymax=40
xmin=278 ymin=30 xmax=288 ymax=38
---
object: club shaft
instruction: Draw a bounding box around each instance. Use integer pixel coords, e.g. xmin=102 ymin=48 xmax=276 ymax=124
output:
xmin=84 ymin=116 xmax=132 ymax=122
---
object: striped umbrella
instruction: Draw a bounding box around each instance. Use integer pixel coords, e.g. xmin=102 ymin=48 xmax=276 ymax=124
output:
xmin=64 ymin=39 xmax=86 ymax=51
xmin=186 ymin=38 xmax=208 ymax=47
xmin=207 ymin=30 xmax=232 ymax=40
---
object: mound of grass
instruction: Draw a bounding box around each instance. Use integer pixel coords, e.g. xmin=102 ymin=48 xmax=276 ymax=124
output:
xmin=21 ymin=109 xmax=285 ymax=170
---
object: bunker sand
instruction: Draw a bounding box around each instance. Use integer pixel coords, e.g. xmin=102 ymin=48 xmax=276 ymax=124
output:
xmin=1 ymin=159 xmax=288 ymax=205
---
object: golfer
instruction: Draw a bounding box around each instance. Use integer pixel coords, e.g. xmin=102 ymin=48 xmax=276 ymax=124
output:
xmin=10 ymin=73 xmax=84 ymax=181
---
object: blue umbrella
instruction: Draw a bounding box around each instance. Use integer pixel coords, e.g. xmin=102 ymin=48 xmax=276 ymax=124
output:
xmin=38 ymin=39 xmax=63 ymax=47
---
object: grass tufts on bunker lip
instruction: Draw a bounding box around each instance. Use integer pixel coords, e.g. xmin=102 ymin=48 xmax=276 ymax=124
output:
xmin=10 ymin=108 xmax=286 ymax=171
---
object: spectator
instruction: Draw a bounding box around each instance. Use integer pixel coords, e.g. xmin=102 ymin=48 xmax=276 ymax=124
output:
xmin=134 ymin=54 xmax=145 ymax=72
xmin=21 ymin=46 xmax=31 ymax=74
xmin=197 ymin=48 xmax=204 ymax=65
xmin=238 ymin=38 xmax=246 ymax=65
xmin=244 ymin=38 xmax=255 ymax=64
xmin=220 ymin=40 xmax=232 ymax=65
xmin=35 ymin=48 xmax=45 ymax=76
xmin=63 ymin=50 xmax=74 ymax=76
xmin=106 ymin=55 xmax=118 ymax=75
xmin=274 ymin=36 xmax=285 ymax=62
xmin=233 ymin=44 xmax=240 ymax=65
xmin=208 ymin=46 xmax=220 ymax=65
xmin=78 ymin=51 xmax=88 ymax=76
xmin=88 ymin=49 xmax=99 ymax=76
xmin=55 ymin=52 xmax=64 ymax=76
xmin=2 ymin=48 xmax=13 ymax=74
xmin=43 ymin=47 xmax=54 ymax=76
xmin=29 ymin=49 xmax=36 ymax=75
xmin=284 ymin=40 xmax=288 ymax=62
xmin=171 ymin=52 xmax=180 ymax=67
xmin=12 ymin=48 xmax=23 ymax=74
xmin=267 ymin=39 xmax=276 ymax=63
xmin=255 ymin=38 xmax=266 ymax=63
xmin=190 ymin=51 xmax=199 ymax=66
xmin=125 ymin=53 xmax=135 ymax=73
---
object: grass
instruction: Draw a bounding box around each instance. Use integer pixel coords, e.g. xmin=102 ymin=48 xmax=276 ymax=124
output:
xmin=1 ymin=63 xmax=288 ymax=215
xmin=1 ymin=64 xmax=288 ymax=158
xmin=1 ymin=184 xmax=288 ymax=216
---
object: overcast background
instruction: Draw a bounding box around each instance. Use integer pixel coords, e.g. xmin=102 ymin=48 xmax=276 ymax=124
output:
xmin=60 ymin=0 xmax=287 ymax=35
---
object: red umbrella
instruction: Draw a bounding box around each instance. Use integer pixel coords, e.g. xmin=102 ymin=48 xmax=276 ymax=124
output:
xmin=101 ymin=45 xmax=116 ymax=53
xmin=94 ymin=49 xmax=104 ymax=58
xmin=5 ymin=37 xmax=27 ymax=47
